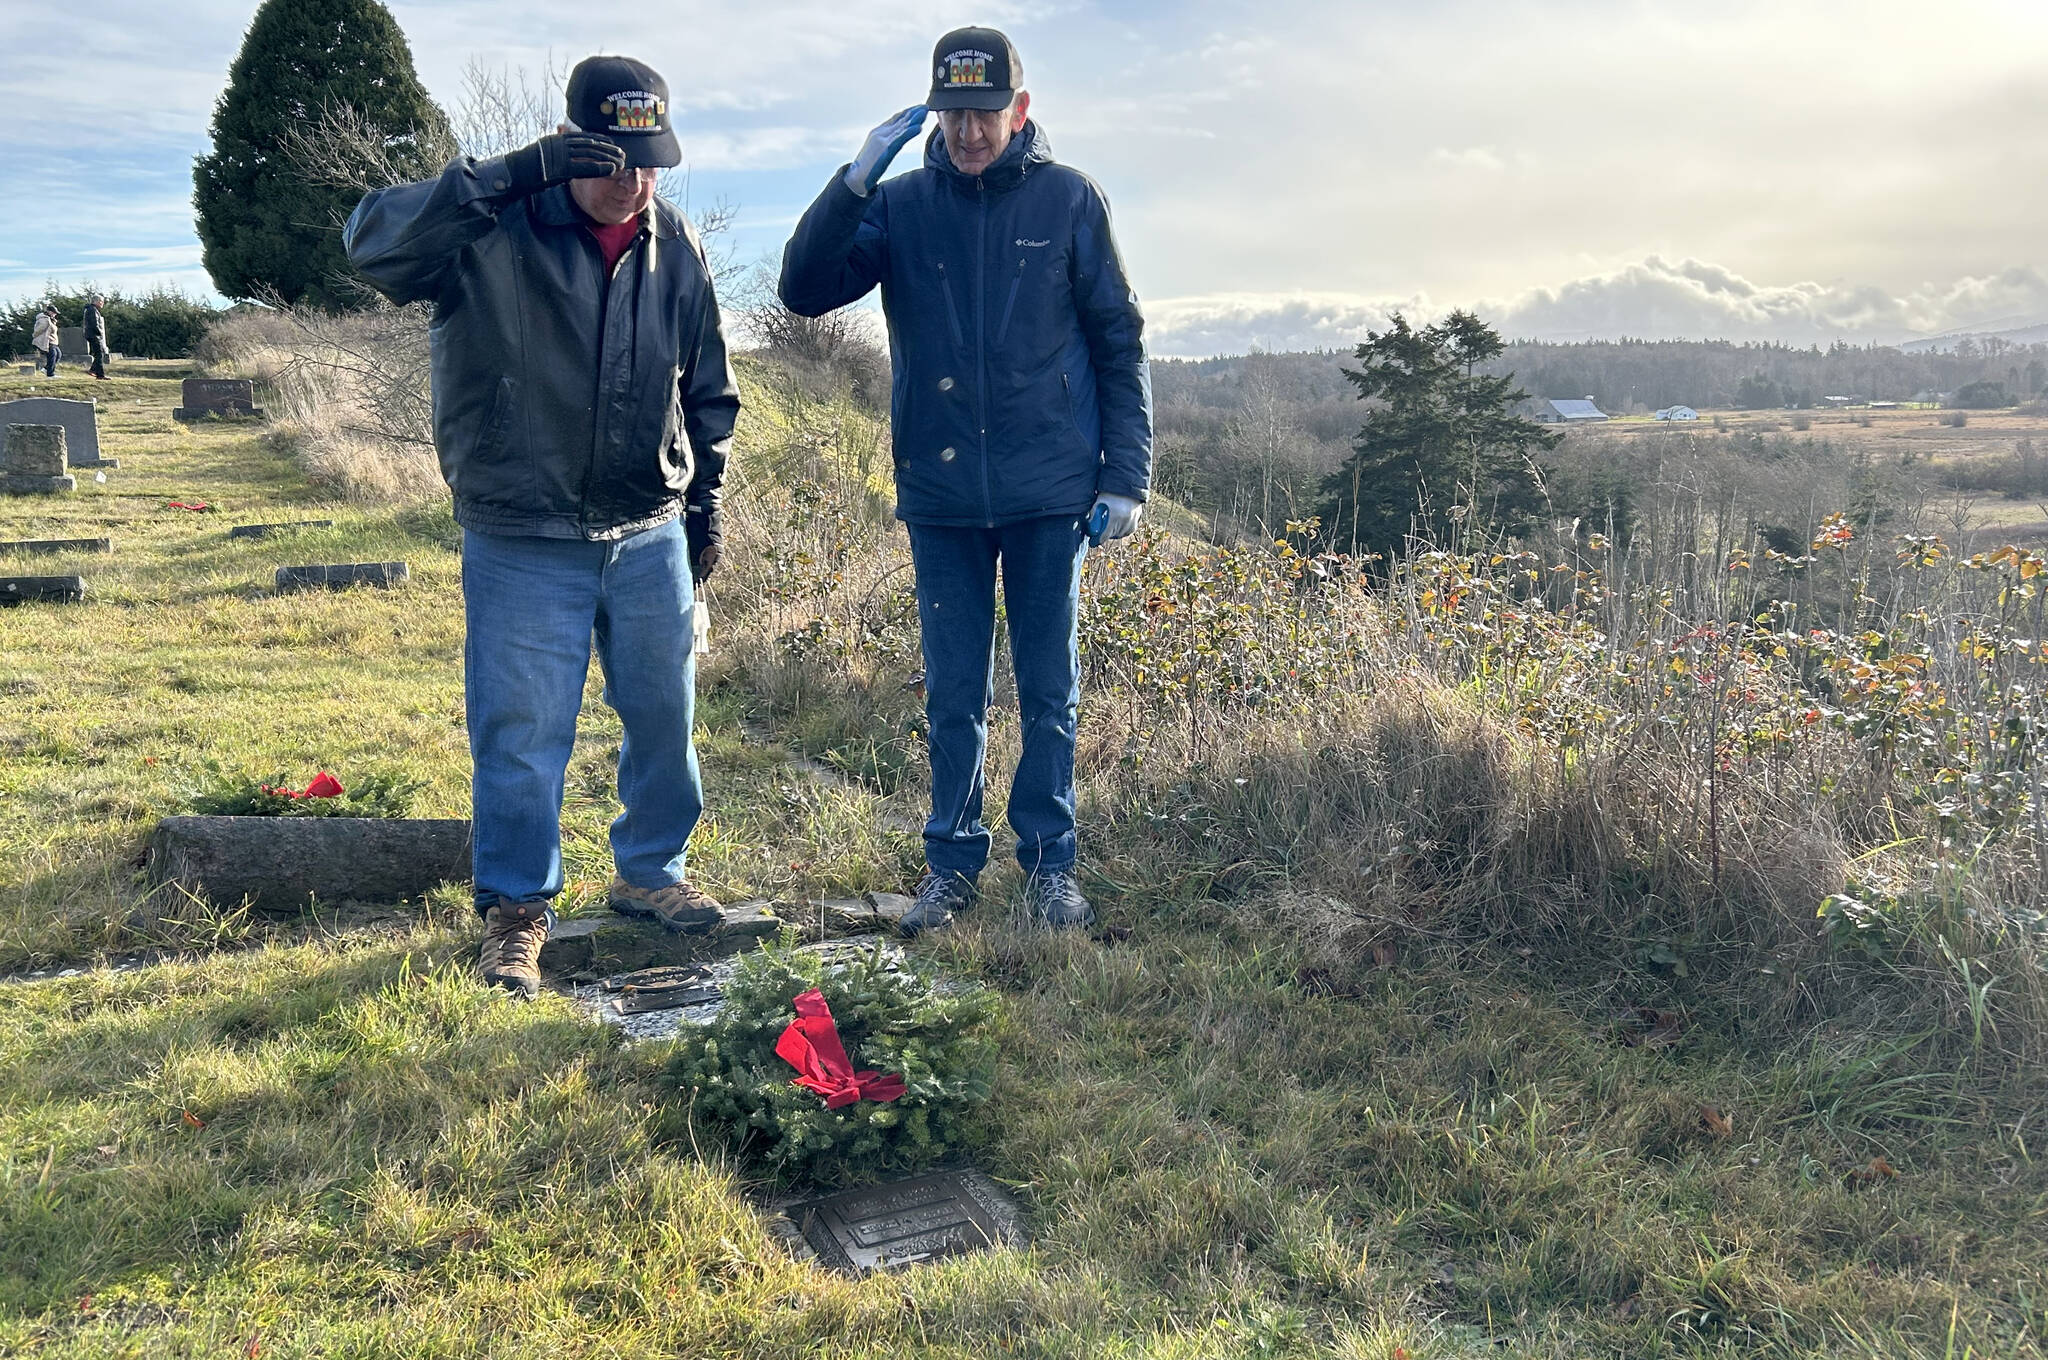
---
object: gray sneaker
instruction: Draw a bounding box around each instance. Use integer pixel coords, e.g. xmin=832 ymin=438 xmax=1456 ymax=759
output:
xmin=1026 ymin=867 xmax=1095 ymax=930
xmin=898 ymin=871 xmax=976 ymax=938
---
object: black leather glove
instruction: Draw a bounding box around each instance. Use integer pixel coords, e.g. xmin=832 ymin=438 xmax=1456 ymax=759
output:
xmin=685 ymin=508 xmax=723 ymax=584
xmin=504 ymin=131 xmax=627 ymax=195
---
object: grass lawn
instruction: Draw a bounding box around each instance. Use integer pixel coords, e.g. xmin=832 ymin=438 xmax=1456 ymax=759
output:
xmin=2 ymin=367 xmax=2044 ymax=1357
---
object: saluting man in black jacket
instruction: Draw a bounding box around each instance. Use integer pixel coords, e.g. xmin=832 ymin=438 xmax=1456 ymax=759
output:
xmin=345 ymin=56 xmax=742 ymax=999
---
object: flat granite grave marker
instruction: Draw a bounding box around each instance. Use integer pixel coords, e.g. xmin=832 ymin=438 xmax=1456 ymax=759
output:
xmin=229 ymin=520 xmax=333 ymax=540
xmin=276 ymin=562 xmax=409 ymax=592
xmin=0 ymin=397 xmax=114 ymax=469
xmin=0 ymin=537 xmax=109 ymax=555
xmin=791 ymin=1169 xmax=1024 ymax=1274
xmin=173 ymin=377 xmax=264 ymax=422
xmin=0 ymin=575 xmax=86 ymax=605
xmin=1 ymin=424 xmax=74 ymax=494
xmin=147 ymin=816 xmax=472 ymax=913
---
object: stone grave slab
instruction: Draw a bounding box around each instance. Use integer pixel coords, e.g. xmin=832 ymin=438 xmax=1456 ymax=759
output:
xmin=59 ymin=326 xmax=84 ymax=358
xmin=229 ymin=520 xmax=333 ymax=540
xmin=276 ymin=562 xmax=409 ymax=593
xmin=539 ymin=901 xmax=781 ymax=977
xmin=790 ymin=1169 xmax=1024 ymax=1274
xmin=1 ymin=575 xmax=85 ymax=606
xmin=147 ymin=815 xmax=472 ymax=914
xmin=0 ymin=537 xmax=109 ymax=555
xmin=0 ymin=397 xmax=113 ymax=469
xmin=1 ymin=424 xmax=73 ymax=494
xmin=173 ymin=377 xmax=264 ymax=422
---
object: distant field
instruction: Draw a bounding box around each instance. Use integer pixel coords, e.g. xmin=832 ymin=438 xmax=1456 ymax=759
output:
xmin=1564 ymin=406 xmax=2048 ymax=546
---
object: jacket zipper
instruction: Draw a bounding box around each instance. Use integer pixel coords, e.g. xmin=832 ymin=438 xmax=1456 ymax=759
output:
xmin=993 ymin=257 xmax=1025 ymax=347
xmin=580 ymin=230 xmax=640 ymax=535
xmin=975 ymin=178 xmax=992 ymax=526
xmin=937 ymin=262 xmax=966 ymax=348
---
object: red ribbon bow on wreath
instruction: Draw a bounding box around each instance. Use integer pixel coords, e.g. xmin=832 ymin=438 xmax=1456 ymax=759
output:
xmin=773 ymin=988 xmax=907 ymax=1109
xmin=261 ymin=771 xmax=344 ymax=800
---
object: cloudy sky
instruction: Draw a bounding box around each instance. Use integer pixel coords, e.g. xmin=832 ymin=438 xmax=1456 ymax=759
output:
xmin=5 ymin=0 xmax=2047 ymax=355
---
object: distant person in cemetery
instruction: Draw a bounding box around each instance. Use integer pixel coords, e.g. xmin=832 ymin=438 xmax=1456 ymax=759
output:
xmin=343 ymin=54 xmax=741 ymax=1001
xmin=31 ymin=304 xmax=59 ymax=378
xmin=780 ymin=26 xmax=1153 ymax=937
xmin=82 ymin=294 xmax=109 ymax=380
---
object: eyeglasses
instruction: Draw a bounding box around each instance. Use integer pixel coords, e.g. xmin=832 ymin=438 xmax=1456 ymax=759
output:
xmin=936 ymin=107 xmax=1015 ymax=137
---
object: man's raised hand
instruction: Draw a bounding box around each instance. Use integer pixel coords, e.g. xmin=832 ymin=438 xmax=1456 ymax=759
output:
xmin=505 ymin=129 xmax=628 ymax=196
xmin=845 ymin=106 xmax=929 ymax=197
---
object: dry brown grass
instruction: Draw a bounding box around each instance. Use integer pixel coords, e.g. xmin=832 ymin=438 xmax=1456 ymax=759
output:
xmin=201 ymin=307 xmax=443 ymax=505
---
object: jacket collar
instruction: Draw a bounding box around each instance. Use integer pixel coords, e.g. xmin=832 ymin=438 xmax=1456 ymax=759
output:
xmin=923 ymin=118 xmax=1052 ymax=193
xmin=530 ymin=185 xmax=676 ymax=240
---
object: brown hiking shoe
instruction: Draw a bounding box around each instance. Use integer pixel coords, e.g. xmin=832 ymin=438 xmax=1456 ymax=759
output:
xmin=608 ymin=875 xmax=723 ymax=934
xmin=478 ymin=901 xmax=551 ymax=1000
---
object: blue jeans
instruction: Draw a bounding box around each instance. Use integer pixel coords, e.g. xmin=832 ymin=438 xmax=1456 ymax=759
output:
xmin=907 ymin=514 xmax=1089 ymax=881
xmin=42 ymin=345 xmax=58 ymax=377
xmin=461 ymin=520 xmax=703 ymax=913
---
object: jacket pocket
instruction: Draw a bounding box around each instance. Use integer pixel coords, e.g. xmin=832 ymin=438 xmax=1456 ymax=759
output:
xmin=937 ymin=263 xmax=967 ymax=348
xmin=993 ymin=258 xmax=1026 ymax=347
xmin=1060 ymin=371 xmax=1087 ymax=446
xmin=468 ymin=375 xmax=516 ymax=464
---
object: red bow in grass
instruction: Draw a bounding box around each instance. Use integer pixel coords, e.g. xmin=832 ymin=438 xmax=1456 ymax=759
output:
xmin=773 ymin=989 xmax=907 ymax=1109
xmin=167 ymin=500 xmax=212 ymax=512
xmin=260 ymin=771 xmax=345 ymax=800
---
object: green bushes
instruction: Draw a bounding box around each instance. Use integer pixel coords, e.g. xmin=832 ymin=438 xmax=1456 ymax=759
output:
xmin=2 ymin=284 xmax=219 ymax=359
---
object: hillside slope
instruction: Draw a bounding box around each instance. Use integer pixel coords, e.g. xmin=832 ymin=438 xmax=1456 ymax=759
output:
xmin=0 ymin=364 xmax=2043 ymax=1358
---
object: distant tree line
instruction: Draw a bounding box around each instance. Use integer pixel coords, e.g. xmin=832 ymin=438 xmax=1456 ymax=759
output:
xmin=1158 ymin=337 xmax=2048 ymax=420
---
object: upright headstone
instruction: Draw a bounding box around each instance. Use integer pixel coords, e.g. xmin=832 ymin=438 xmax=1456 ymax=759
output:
xmin=0 ymin=397 xmax=114 ymax=469
xmin=1 ymin=425 xmax=74 ymax=494
xmin=173 ymin=378 xmax=264 ymax=422
xmin=59 ymin=326 xmax=85 ymax=360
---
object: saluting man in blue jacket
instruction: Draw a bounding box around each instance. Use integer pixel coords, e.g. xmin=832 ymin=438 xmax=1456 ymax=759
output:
xmin=781 ymin=27 xmax=1154 ymax=936
xmin=345 ymin=56 xmax=742 ymax=999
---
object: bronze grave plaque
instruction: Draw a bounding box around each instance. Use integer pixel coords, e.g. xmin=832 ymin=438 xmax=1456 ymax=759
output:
xmin=792 ymin=1169 xmax=1021 ymax=1273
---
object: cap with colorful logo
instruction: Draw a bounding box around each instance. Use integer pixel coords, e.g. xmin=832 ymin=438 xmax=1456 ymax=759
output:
xmin=928 ymin=26 xmax=1021 ymax=112
xmin=566 ymin=55 xmax=681 ymax=169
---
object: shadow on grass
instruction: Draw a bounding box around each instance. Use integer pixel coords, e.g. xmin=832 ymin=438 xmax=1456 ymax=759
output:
xmin=0 ymin=940 xmax=647 ymax=1318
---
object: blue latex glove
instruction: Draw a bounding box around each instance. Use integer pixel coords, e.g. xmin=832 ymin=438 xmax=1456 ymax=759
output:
xmin=1089 ymin=493 xmax=1143 ymax=546
xmin=845 ymin=105 xmax=929 ymax=197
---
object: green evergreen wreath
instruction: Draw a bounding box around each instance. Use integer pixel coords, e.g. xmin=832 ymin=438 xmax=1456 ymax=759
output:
xmin=669 ymin=938 xmax=999 ymax=1185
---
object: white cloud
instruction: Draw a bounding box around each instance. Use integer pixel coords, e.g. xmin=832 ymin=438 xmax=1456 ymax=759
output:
xmin=1427 ymin=146 xmax=1506 ymax=173
xmin=1143 ymin=259 xmax=2048 ymax=357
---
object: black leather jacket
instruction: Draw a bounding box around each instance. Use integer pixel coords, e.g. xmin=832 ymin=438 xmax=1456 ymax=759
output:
xmin=343 ymin=156 xmax=739 ymax=540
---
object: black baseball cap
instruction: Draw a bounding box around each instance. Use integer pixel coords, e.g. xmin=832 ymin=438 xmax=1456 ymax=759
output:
xmin=928 ymin=27 xmax=1021 ymax=111
xmin=566 ymin=55 xmax=682 ymax=169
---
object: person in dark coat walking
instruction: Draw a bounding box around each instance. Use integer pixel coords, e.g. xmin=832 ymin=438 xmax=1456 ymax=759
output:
xmin=82 ymin=294 xmax=108 ymax=380
xmin=344 ymin=55 xmax=742 ymax=999
xmin=780 ymin=26 xmax=1153 ymax=936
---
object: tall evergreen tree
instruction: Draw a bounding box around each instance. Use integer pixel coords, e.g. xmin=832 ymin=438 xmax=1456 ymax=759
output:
xmin=193 ymin=0 xmax=449 ymax=308
xmin=1319 ymin=310 xmax=1562 ymax=558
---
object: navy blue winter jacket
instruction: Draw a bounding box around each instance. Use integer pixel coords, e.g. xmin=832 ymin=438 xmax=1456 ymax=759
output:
xmin=779 ymin=121 xmax=1152 ymax=527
